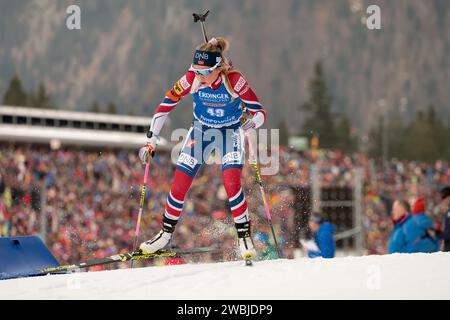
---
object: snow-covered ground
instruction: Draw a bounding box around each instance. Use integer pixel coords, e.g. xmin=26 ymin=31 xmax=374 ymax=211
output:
xmin=1 ymin=252 xmax=450 ymax=299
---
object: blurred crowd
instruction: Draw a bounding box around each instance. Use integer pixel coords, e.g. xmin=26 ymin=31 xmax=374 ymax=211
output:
xmin=0 ymin=144 xmax=294 ymax=267
xmin=363 ymin=159 xmax=450 ymax=254
xmin=1 ymin=144 xmax=449 ymax=268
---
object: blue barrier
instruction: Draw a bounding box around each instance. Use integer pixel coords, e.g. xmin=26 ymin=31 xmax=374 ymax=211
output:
xmin=0 ymin=235 xmax=60 ymax=280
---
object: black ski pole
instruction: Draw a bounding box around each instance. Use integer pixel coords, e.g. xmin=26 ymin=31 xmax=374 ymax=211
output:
xmin=193 ymin=10 xmax=210 ymax=42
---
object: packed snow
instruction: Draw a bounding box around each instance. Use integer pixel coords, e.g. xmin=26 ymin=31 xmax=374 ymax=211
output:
xmin=1 ymin=252 xmax=450 ymax=299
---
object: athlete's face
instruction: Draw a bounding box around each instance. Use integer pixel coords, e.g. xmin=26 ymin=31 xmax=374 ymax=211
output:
xmin=192 ymin=65 xmax=220 ymax=87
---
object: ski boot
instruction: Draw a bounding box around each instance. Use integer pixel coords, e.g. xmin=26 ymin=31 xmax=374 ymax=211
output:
xmin=236 ymin=222 xmax=257 ymax=266
xmin=139 ymin=216 xmax=177 ymax=254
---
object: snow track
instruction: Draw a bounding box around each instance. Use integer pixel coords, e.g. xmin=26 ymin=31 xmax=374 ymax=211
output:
xmin=1 ymin=252 xmax=450 ymax=299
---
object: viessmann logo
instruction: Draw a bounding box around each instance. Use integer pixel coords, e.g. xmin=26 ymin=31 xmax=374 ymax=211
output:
xmin=199 ymin=92 xmax=229 ymax=100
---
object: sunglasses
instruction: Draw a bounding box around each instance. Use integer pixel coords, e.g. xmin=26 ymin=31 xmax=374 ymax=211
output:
xmin=190 ymin=62 xmax=221 ymax=76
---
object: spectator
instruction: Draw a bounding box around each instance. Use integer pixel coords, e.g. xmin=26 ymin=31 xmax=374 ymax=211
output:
xmin=439 ymin=187 xmax=450 ymax=251
xmin=405 ymin=198 xmax=439 ymax=253
xmin=303 ymin=213 xmax=336 ymax=258
xmin=388 ymin=200 xmax=412 ymax=254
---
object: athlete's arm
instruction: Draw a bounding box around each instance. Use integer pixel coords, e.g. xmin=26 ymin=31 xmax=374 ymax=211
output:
xmin=228 ymin=72 xmax=266 ymax=129
xmin=149 ymin=71 xmax=195 ymax=136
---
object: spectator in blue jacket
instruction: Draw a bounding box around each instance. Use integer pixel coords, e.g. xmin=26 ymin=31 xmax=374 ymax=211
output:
xmin=404 ymin=198 xmax=439 ymax=253
xmin=388 ymin=200 xmax=412 ymax=254
xmin=304 ymin=213 xmax=336 ymax=258
xmin=439 ymin=187 xmax=450 ymax=252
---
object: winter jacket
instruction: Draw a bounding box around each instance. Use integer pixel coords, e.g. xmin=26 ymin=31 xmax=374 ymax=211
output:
xmin=388 ymin=214 xmax=411 ymax=254
xmin=405 ymin=212 xmax=439 ymax=253
xmin=308 ymin=222 xmax=336 ymax=258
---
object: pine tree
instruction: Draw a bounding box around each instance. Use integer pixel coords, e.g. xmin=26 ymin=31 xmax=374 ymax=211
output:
xmin=107 ymin=102 xmax=117 ymax=114
xmin=386 ymin=111 xmax=406 ymax=160
xmin=368 ymin=105 xmax=449 ymax=162
xmin=301 ymin=62 xmax=337 ymax=148
xmin=368 ymin=116 xmax=383 ymax=158
xmin=426 ymin=105 xmax=447 ymax=161
xmin=446 ymin=124 xmax=450 ymax=162
xmin=335 ymin=115 xmax=357 ymax=153
xmin=32 ymin=83 xmax=54 ymax=109
xmin=90 ymin=101 xmax=101 ymax=113
xmin=403 ymin=110 xmax=440 ymax=162
xmin=3 ymin=74 xmax=29 ymax=107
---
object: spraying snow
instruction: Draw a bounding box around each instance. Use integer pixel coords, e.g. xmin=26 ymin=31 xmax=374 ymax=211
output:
xmin=1 ymin=252 xmax=450 ymax=299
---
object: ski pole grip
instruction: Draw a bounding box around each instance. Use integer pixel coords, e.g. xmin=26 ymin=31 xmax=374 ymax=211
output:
xmin=146 ymin=129 xmax=157 ymax=159
xmin=193 ymin=10 xmax=209 ymax=22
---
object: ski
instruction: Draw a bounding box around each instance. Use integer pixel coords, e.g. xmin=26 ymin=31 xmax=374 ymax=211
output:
xmin=39 ymin=247 xmax=218 ymax=274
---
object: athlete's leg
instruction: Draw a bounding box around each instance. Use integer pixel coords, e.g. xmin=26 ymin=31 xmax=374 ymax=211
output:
xmin=140 ymin=122 xmax=213 ymax=253
xmin=221 ymin=126 xmax=256 ymax=260
xmin=222 ymin=167 xmax=249 ymax=224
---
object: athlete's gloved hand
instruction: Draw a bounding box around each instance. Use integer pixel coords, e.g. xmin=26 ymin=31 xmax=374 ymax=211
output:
xmin=138 ymin=131 xmax=158 ymax=164
xmin=241 ymin=117 xmax=256 ymax=131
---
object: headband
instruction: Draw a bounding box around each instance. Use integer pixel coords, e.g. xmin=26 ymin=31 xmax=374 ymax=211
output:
xmin=192 ymin=50 xmax=222 ymax=67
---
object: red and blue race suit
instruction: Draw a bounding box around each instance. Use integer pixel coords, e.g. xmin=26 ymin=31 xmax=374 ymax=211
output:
xmin=149 ymin=70 xmax=266 ymax=224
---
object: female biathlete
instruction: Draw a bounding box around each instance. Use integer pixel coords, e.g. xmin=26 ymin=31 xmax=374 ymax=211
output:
xmin=138 ymin=37 xmax=266 ymax=261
